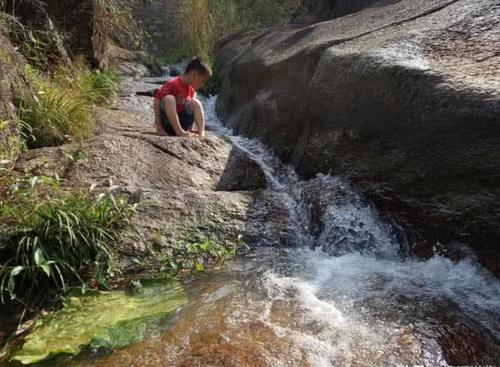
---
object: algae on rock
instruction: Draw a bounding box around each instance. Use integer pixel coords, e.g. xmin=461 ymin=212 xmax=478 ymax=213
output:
xmin=11 ymin=282 xmax=187 ymax=365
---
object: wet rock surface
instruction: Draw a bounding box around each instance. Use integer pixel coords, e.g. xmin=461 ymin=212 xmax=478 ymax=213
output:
xmin=217 ymin=0 xmax=500 ymax=274
xmin=216 ymin=146 xmax=267 ymax=191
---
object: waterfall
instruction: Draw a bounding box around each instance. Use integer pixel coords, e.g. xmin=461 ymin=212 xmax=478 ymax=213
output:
xmin=204 ymin=94 xmax=500 ymax=344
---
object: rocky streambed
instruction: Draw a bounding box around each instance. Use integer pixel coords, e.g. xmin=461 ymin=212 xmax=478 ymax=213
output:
xmin=2 ymin=73 xmax=499 ymax=366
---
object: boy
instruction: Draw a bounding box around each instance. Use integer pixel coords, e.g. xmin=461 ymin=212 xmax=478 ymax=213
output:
xmin=154 ymin=58 xmax=212 ymax=137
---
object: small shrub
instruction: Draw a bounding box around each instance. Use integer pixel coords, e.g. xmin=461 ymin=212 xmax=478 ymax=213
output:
xmin=53 ymin=59 xmax=121 ymax=106
xmin=0 ymin=175 xmax=137 ymax=304
xmin=168 ymin=0 xmax=301 ymax=94
xmin=178 ymin=0 xmax=215 ymax=63
xmin=0 ymin=11 xmax=50 ymax=68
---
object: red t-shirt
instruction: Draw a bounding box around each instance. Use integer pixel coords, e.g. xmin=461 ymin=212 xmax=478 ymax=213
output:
xmin=154 ymin=77 xmax=195 ymax=113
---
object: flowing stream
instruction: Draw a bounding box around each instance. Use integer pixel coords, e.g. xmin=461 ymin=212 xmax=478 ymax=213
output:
xmin=28 ymin=96 xmax=500 ymax=366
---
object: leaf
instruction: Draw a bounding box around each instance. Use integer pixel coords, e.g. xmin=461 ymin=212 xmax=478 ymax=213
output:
xmin=195 ymin=262 xmax=204 ymax=272
xmin=10 ymin=266 xmax=24 ymax=277
xmin=34 ymin=248 xmax=44 ymax=266
xmin=41 ymin=264 xmax=52 ymax=277
xmin=30 ymin=176 xmax=39 ymax=190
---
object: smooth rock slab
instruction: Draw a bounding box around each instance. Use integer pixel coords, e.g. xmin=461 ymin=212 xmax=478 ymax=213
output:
xmin=216 ymin=0 xmax=500 ymax=274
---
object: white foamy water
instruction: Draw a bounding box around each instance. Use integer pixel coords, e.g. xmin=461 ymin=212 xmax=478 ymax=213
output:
xmin=202 ymin=95 xmax=500 ymax=365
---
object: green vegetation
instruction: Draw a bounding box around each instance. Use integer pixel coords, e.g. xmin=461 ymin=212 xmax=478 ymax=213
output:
xmin=20 ymin=63 xmax=120 ymax=149
xmin=11 ymin=282 xmax=186 ymax=364
xmin=52 ymin=62 xmax=121 ymax=106
xmin=162 ymin=0 xmax=301 ymax=93
xmin=0 ymin=8 xmax=53 ymax=69
xmin=0 ymin=172 xmax=137 ymax=305
xmin=0 ymin=120 xmax=23 ymax=163
xmin=104 ymin=0 xmax=151 ymax=50
xmin=173 ymin=0 xmax=302 ymax=65
xmin=157 ymin=230 xmax=247 ymax=274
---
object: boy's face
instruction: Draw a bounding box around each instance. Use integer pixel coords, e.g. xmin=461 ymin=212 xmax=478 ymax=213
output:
xmin=190 ymin=71 xmax=208 ymax=90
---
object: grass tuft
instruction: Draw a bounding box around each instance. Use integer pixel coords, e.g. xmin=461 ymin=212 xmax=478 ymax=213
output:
xmin=0 ymin=174 xmax=137 ymax=305
xmin=19 ymin=63 xmax=120 ymax=149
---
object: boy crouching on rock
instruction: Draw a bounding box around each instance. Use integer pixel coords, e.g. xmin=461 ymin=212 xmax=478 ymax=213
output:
xmin=154 ymin=57 xmax=212 ymax=137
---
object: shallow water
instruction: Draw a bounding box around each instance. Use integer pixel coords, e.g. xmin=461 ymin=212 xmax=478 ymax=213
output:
xmin=15 ymin=95 xmax=500 ymax=366
xmin=41 ymin=247 xmax=499 ymax=366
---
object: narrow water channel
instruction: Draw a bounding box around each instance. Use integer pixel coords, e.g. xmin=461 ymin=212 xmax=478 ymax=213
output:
xmin=23 ymin=96 xmax=500 ymax=366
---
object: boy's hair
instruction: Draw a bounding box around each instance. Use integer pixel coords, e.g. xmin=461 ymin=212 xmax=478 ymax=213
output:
xmin=185 ymin=57 xmax=213 ymax=77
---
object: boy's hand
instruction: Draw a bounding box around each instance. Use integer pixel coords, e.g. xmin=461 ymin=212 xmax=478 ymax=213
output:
xmin=189 ymin=128 xmax=205 ymax=138
xmin=180 ymin=131 xmax=198 ymax=138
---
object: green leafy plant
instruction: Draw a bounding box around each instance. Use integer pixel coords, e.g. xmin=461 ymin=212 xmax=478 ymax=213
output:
xmin=52 ymin=58 xmax=121 ymax=106
xmin=158 ymin=230 xmax=248 ymax=274
xmin=0 ymin=175 xmax=137 ymax=304
xmin=176 ymin=0 xmax=302 ymax=59
xmin=0 ymin=8 xmax=52 ymax=68
xmin=20 ymin=84 xmax=93 ymax=148
xmin=178 ymin=0 xmax=215 ymax=63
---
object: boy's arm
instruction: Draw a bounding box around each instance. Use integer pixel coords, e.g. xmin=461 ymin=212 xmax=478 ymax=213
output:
xmin=154 ymin=98 xmax=167 ymax=136
xmin=194 ymin=116 xmax=205 ymax=137
xmin=192 ymin=98 xmax=205 ymax=137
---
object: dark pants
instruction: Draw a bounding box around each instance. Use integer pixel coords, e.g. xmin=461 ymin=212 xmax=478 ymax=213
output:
xmin=160 ymin=99 xmax=195 ymax=136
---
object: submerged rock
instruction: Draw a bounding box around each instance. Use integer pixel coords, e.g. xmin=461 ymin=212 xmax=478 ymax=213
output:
xmin=11 ymin=282 xmax=187 ymax=365
xmin=216 ymin=0 xmax=500 ymax=274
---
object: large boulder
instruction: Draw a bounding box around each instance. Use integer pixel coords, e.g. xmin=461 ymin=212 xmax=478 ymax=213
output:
xmin=216 ymin=0 xmax=500 ymax=273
